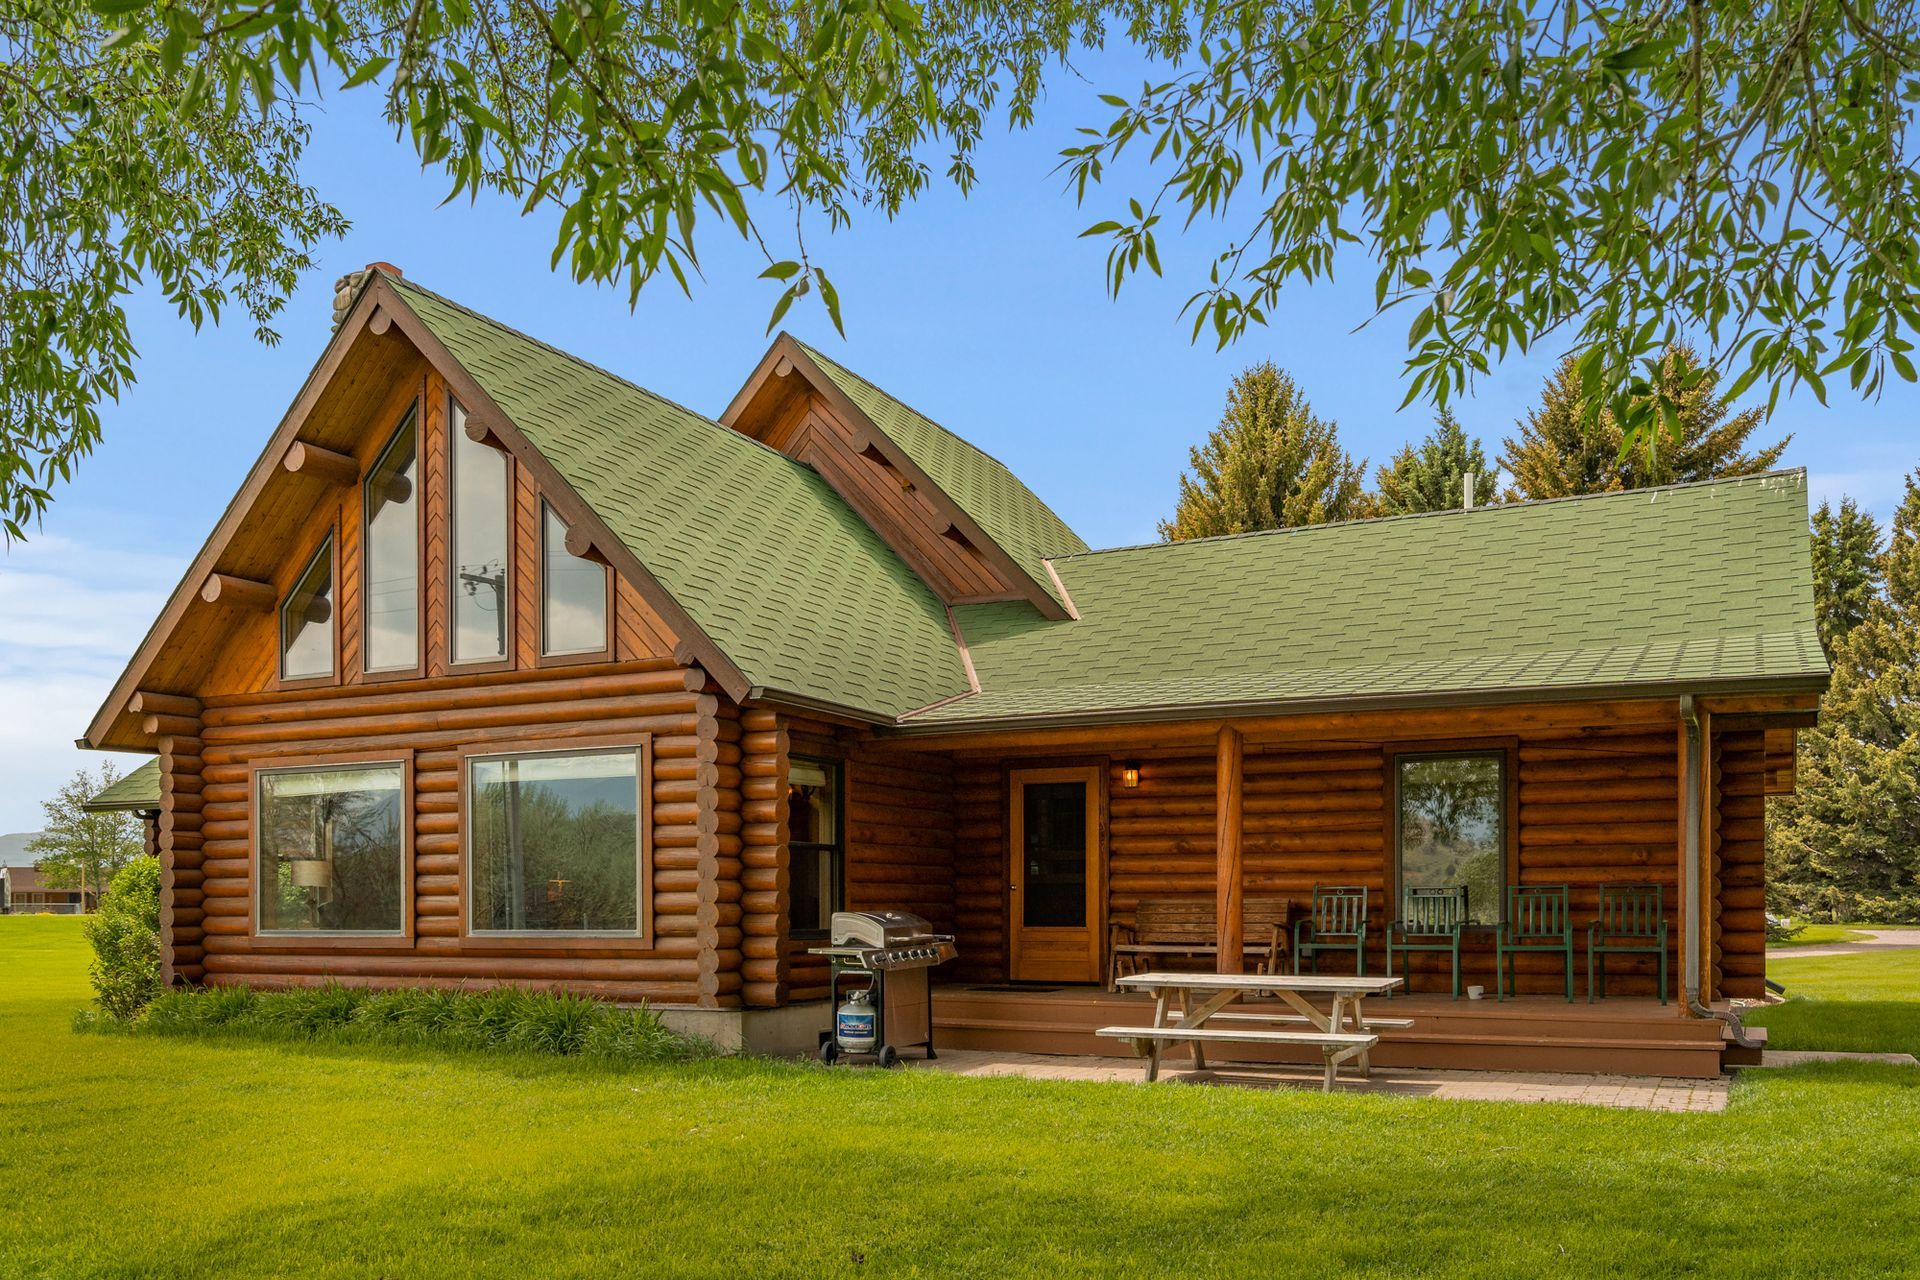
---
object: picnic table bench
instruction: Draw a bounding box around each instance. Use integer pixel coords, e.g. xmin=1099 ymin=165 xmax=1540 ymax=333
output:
xmin=1107 ymin=897 xmax=1293 ymax=989
xmin=1098 ymin=971 xmax=1404 ymax=1091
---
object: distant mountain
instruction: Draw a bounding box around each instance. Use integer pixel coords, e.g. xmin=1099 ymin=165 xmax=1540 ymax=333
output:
xmin=1 ymin=831 xmax=44 ymax=867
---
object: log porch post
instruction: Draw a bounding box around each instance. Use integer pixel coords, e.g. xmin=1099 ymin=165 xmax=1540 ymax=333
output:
xmin=1215 ymin=724 xmax=1244 ymax=973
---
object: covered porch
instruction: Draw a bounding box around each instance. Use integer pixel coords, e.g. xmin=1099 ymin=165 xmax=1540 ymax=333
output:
xmin=795 ymin=692 xmax=1814 ymax=1075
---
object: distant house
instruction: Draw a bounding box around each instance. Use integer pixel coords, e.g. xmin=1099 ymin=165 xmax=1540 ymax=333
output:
xmin=79 ymin=265 xmax=1827 ymax=1076
xmin=0 ymin=863 xmax=91 ymax=914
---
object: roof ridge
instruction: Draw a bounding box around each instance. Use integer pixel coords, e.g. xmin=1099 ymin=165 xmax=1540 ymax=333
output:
xmin=383 ymin=270 xmax=800 ymax=470
xmin=1050 ymin=467 xmax=1810 ymax=563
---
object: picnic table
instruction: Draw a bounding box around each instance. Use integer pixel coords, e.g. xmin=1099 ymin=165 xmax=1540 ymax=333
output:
xmin=1097 ymin=971 xmax=1405 ymax=1091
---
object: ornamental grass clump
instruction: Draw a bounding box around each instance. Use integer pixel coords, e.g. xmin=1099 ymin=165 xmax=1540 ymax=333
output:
xmin=115 ymin=982 xmax=714 ymax=1066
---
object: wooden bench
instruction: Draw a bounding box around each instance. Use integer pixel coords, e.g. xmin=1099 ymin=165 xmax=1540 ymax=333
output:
xmin=1108 ymin=897 xmax=1292 ymax=990
xmin=1095 ymin=1025 xmax=1380 ymax=1091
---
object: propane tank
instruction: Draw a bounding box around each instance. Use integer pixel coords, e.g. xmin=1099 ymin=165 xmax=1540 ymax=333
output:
xmin=836 ymin=987 xmax=878 ymax=1054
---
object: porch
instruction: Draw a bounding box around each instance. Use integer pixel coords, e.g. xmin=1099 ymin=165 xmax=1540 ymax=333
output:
xmin=931 ymin=984 xmax=1752 ymax=1079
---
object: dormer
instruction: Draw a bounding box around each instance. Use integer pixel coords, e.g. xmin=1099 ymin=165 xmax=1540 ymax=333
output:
xmin=722 ymin=335 xmax=1086 ymax=619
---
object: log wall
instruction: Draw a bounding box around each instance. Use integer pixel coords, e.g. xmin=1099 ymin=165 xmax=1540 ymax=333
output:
xmin=182 ymin=664 xmax=740 ymax=1006
xmin=1716 ymin=728 xmax=1768 ymax=999
xmin=861 ymin=708 xmax=1778 ymax=1001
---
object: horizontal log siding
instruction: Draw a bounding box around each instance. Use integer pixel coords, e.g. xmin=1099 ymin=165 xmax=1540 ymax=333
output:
xmin=794 ymin=737 xmax=958 ymax=1001
xmin=1516 ymin=727 xmax=1681 ymax=998
xmin=1717 ymin=728 xmax=1768 ymax=999
xmin=845 ymin=747 xmax=955 ymax=927
xmin=739 ymin=706 xmax=788 ymax=1007
xmin=180 ymin=662 xmax=740 ymax=1007
xmin=159 ymin=731 xmax=206 ymax=985
xmin=951 ymin=762 xmax=1006 ymax=983
xmin=934 ymin=716 xmax=1708 ymax=999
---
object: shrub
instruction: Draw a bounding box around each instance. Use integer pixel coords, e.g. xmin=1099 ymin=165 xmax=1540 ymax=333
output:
xmin=83 ymin=858 xmax=162 ymax=1020
xmin=112 ymin=982 xmax=715 ymax=1066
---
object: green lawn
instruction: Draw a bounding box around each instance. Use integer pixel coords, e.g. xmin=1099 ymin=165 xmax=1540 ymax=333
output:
xmin=1749 ymin=950 xmax=1920 ymax=1056
xmin=1770 ymin=922 xmax=1876 ymax=947
xmin=5 ymin=918 xmax=1920 ymax=1278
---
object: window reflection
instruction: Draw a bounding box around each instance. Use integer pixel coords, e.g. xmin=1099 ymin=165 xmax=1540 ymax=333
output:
xmin=451 ymin=399 xmax=509 ymax=663
xmin=364 ymin=411 xmax=419 ymax=671
xmin=541 ymin=503 xmax=607 ymax=656
xmin=280 ymin=538 xmax=334 ymax=680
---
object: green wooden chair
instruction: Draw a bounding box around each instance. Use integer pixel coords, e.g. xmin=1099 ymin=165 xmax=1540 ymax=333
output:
xmin=1588 ymin=883 xmax=1668 ymax=1004
xmin=1293 ymin=885 xmax=1369 ymax=976
xmin=1496 ymin=884 xmax=1575 ymax=1002
xmin=1386 ymin=886 xmax=1470 ymax=998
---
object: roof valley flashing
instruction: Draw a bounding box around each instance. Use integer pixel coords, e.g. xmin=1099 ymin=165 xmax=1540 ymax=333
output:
xmin=87 ymin=267 xmax=1830 ymax=750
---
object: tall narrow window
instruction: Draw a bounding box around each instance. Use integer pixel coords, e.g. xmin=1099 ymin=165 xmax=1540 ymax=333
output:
xmin=1395 ymin=753 xmax=1505 ymax=925
xmin=256 ymin=763 xmax=406 ymax=934
xmin=363 ymin=409 xmax=419 ymax=672
xmin=541 ymin=502 xmax=608 ymax=657
xmin=787 ymin=758 xmax=843 ymax=937
xmin=467 ymin=745 xmax=646 ymax=936
xmin=450 ymin=399 xmax=509 ymax=663
xmin=280 ymin=537 xmax=335 ymax=681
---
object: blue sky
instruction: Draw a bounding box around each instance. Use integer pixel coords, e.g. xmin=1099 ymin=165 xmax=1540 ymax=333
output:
xmin=1 ymin=55 xmax=1915 ymax=833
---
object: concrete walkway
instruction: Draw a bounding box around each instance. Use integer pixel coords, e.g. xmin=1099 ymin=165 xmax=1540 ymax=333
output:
xmin=909 ymin=1049 xmax=1728 ymax=1112
xmin=1767 ymin=927 xmax=1920 ymax=960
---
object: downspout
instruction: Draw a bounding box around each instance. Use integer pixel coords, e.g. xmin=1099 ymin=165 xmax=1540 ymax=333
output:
xmin=1680 ymin=695 xmax=1762 ymax=1049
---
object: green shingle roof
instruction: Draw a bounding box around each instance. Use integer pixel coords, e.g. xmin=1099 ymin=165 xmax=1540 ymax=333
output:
xmin=390 ymin=278 xmax=970 ymax=718
xmin=82 ymin=759 xmax=161 ymax=812
xmin=383 ymin=273 xmax=1821 ymax=731
xmin=908 ymin=470 xmax=1827 ymax=727
xmin=795 ymin=342 xmax=1089 ymax=608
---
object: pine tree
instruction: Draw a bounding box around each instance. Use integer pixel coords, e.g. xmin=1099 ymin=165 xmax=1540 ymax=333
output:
xmin=1373 ymin=409 xmax=1495 ymax=515
xmin=1501 ymin=347 xmax=1791 ymax=500
xmin=1160 ymin=363 xmax=1367 ymax=540
xmin=26 ymin=764 xmax=145 ymax=913
xmin=1810 ymin=497 xmax=1883 ymax=655
xmin=1767 ymin=474 xmax=1920 ymax=922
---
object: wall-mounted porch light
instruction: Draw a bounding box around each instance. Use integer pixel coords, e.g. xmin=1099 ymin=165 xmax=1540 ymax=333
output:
xmin=1121 ymin=761 xmax=1141 ymax=789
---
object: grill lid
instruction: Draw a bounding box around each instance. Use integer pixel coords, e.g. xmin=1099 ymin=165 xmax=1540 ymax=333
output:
xmin=830 ymin=910 xmax=934 ymax=948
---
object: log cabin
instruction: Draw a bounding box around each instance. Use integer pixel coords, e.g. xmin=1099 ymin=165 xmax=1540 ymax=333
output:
xmin=81 ymin=265 xmax=1827 ymax=1076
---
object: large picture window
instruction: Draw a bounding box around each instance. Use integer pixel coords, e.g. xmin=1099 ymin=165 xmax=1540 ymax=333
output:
xmin=280 ymin=537 xmax=335 ymax=682
xmin=540 ymin=502 xmax=608 ymax=657
xmin=256 ymin=763 xmax=406 ymax=934
xmin=787 ymin=757 xmax=842 ymax=937
xmin=364 ymin=409 xmax=420 ymax=672
xmin=1395 ymin=752 xmax=1505 ymax=925
xmin=450 ymin=398 xmax=510 ymax=664
xmin=468 ymin=744 xmax=647 ymax=936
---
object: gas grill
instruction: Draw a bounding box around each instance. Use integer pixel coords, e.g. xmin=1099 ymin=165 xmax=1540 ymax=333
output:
xmin=808 ymin=911 xmax=957 ymax=1066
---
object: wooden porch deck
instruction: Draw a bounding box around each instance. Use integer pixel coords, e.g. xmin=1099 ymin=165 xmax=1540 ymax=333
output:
xmin=933 ymin=984 xmax=1753 ymax=1079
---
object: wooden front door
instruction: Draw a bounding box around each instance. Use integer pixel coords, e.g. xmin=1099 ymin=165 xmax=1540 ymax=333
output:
xmin=1009 ymin=766 xmax=1104 ymax=983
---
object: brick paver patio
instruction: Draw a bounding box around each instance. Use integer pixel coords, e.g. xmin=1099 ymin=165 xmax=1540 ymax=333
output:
xmin=911 ymin=1049 xmax=1729 ymax=1112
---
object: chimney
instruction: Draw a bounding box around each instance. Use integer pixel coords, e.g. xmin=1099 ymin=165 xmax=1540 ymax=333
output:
xmin=1463 ymin=471 xmax=1477 ymax=510
xmin=331 ymin=262 xmax=402 ymax=332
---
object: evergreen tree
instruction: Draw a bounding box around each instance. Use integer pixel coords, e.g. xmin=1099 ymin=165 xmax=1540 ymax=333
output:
xmin=1501 ymin=347 xmax=1791 ymax=500
xmin=1810 ymin=498 xmax=1884 ymax=655
xmin=1768 ymin=475 xmax=1920 ymax=922
xmin=26 ymin=764 xmax=145 ymax=912
xmin=1373 ymin=409 xmax=1495 ymax=515
xmin=1160 ymin=363 xmax=1367 ymax=540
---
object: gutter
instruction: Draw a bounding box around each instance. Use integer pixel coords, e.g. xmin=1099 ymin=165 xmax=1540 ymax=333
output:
xmin=885 ymin=673 xmax=1829 ymax=736
xmin=1680 ymin=694 xmax=1763 ymax=1050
